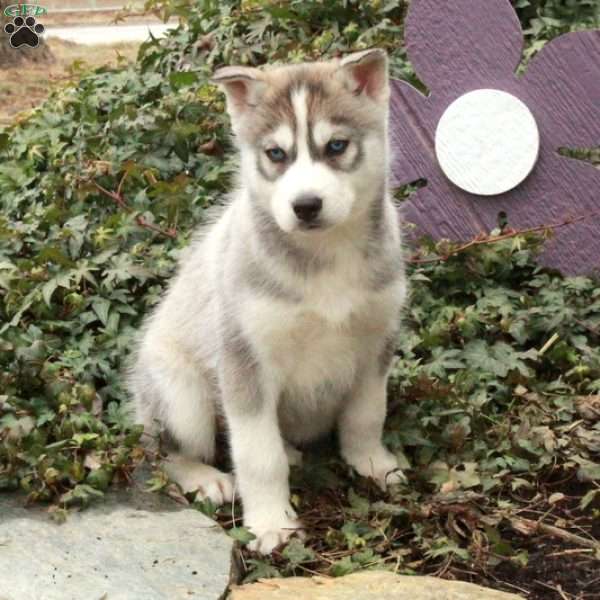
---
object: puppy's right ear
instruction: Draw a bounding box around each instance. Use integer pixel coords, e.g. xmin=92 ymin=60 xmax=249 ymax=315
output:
xmin=338 ymin=49 xmax=389 ymax=104
xmin=211 ymin=66 xmax=266 ymax=121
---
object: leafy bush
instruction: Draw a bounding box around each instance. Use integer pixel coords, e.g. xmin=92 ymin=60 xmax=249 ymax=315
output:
xmin=0 ymin=0 xmax=598 ymax=585
xmin=516 ymin=0 xmax=600 ymax=61
xmin=0 ymin=57 xmax=232 ymax=503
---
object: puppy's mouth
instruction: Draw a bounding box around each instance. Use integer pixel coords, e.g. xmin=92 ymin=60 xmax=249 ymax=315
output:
xmin=298 ymin=221 xmax=323 ymax=231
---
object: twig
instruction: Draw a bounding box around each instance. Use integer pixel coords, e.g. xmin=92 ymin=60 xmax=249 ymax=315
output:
xmin=546 ymin=548 xmax=595 ymax=557
xmin=510 ymin=516 xmax=600 ymax=551
xmin=409 ymin=210 xmax=600 ymax=265
xmin=433 ymin=555 xmax=452 ymax=578
xmin=539 ymin=332 xmax=560 ymax=356
xmin=76 ymin=174 xmax=177 ymax=239
xmin=486 ymin=571 xmax=531 ymax=597
xmin=533 ymin=580 xmax=572 ymax=600
xmin=116 ymin=168 xmax=129 ymax=199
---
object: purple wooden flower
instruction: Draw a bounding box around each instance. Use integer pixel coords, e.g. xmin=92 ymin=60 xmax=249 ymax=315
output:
xmin=389 ymin=0 xmax=600 ymax=274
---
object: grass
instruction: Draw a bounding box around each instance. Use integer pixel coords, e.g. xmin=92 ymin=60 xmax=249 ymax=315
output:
xmin=0 ymin=38 xmax=139 ymax=126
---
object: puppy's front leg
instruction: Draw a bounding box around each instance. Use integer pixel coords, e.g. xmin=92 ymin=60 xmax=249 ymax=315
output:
xmin=220 ymin=356 xmax=301 ymax=554
xmin=338 ymin=364 xmax=404 ymax=490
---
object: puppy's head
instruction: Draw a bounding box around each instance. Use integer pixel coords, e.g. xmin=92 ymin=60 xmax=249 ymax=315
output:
xmin=212 ymin=50 xmax=390 ymax=234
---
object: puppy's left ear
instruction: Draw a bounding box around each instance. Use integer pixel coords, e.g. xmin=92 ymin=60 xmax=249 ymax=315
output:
xmin=211 ymin=66 xmax=266 ymax=121
xmin=338 ymin=48 xmax=389 ymax=103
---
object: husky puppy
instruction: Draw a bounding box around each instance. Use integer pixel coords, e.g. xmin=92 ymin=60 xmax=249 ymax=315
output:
xmin=128 ymin=48 xmax=407 ymax=554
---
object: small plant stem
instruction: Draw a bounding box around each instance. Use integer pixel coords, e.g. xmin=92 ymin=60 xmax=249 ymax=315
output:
xmin=510 ymin=516 xmax=600 ymax=551
xmin=76 ymin=174 xmax=177 ymax=239
xmin=538 ymin=332 xmax=560 ymax=355
xmin=409 ymin=210 xmax=600 ymax=264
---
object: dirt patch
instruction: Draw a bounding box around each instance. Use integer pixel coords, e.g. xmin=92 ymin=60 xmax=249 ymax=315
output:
xmin=487 ymin=536 xmax=600 ymax=599
xmin=0 ymin=38 xmax=138 ymax=126
xmin=424 ymin=480 xmax=600 ymax=600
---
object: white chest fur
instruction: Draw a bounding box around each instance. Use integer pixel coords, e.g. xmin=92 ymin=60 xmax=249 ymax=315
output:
xmin=241 ymin=265 xmax=403 ymax=393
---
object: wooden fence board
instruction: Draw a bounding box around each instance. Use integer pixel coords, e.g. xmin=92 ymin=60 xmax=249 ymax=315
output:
xmin=389 ymin=0 xmax=600 ymax=275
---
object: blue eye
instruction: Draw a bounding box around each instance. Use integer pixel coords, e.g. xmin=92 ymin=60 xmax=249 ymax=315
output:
xmin=326 ymin=139 xmax=349 ymax=156
xmin=266 ymin=147 xmax=287 ymax=163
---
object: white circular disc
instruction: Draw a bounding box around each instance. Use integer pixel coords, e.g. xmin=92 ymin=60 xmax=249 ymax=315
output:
xmin=435 ymin=89 xmax=540 ymax=196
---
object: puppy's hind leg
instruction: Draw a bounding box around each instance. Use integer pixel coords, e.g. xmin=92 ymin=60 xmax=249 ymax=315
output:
xmin=132 ymin=350 xmax=234 ymax=506
xmin=338 ymin=362 xmax=403 ymax=491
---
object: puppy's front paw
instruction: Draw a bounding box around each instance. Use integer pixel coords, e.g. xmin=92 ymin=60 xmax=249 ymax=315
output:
xmin=246 ymin=508 xmax=304 ymax=555
xmin=344 ymin=446 xmax=405 ymax=491
xmin=169 ymin=463 xmax=235 ymax=505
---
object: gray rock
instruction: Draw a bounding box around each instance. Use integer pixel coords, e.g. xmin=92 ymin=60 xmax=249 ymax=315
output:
xmin=229 ymin=570 xmax=525 ymax=600
xmin=0 ymin=486 xmax=234 ymax=600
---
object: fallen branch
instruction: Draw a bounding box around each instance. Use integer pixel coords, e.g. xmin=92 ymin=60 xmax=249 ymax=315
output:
xmin=76 ymin=174 xmax=177 ymax=240
xmin=409 ymin=210 xmax=600 ymax=265
xmin=509 ymin=516 xmax=600 ymax=551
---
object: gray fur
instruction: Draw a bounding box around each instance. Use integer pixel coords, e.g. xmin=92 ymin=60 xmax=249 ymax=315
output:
xmin=250 ymin=202 xmax=334 ymax=275
xmin=367 ymin=189 xmax=386 ymax=248
xmin=219 ymin=319 xmax=265 ymax=416
xmin=241 ymin=258 xmax=303 ymax=303
xmin=378 ymin=333 xmax=399 ymax=376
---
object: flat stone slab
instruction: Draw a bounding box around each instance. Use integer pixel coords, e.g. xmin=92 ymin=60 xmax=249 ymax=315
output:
xmin=230 ymin=570 xmax=524 ymax=600
xmin=0 ymin=486 xmax=234 ymax=600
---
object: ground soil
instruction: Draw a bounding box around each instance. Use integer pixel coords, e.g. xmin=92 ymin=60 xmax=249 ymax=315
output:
xmin=489 ymin=535 xmax=600 ymax=599
xmin=454 ymin=522 xmax=600 ymax=599
xmin=440 ymin=479 xmax=600 ymax=599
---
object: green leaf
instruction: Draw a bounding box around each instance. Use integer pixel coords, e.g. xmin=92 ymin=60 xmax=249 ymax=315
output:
xmin=347 ymin=487 xmax=370 ymax=516
xmin=169 ymin=72 xmax=199 ymax=90
xmin=59 ymin=484 xmax=104 ymax=507
xmin=580 ymin=489 xmax=599 ymax=509
xmin=42 ymin=279 xmax=59 ymax=307
xmin=330 ymin=556 xmax=357 ymax=577
xmin=72 ymin=433 xmax=100 ymax=447
xmin=227 ymin=527 xmax=256 ymax=545
xmin=281 ymin=538 xmax=316 ymax=565
xmin=85 ymin=468 xmax=113 ymax=491
xmin=92 ymin=298 xmax=111 ymax=326
xmin=577 ymin=461 xmax=600 ymax=482
xmin=242 ymin=559 xmax=282 ymax=583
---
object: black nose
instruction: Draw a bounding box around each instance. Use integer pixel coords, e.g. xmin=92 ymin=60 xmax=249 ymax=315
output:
xmin=293 ymin=195 xmax=322 ymax=222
